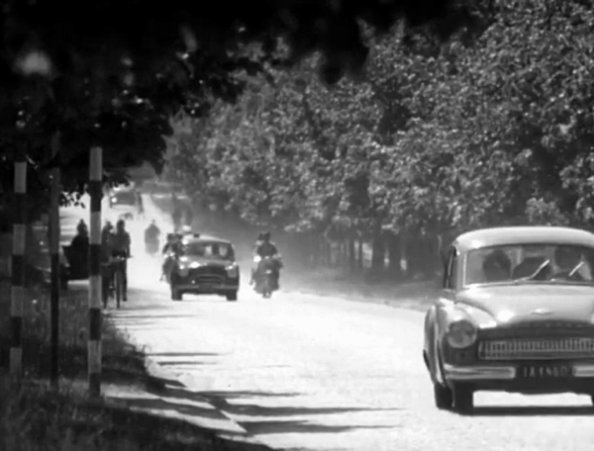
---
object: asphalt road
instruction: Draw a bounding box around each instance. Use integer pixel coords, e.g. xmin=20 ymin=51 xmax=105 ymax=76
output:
xmin=70 ymin=195 xmax=594 ymax=451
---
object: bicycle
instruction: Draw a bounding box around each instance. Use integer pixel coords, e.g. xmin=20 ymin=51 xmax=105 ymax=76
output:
xmin=112 ymin=254 xmax=128 ymax=308
xmin=101 ymin=261 xmax=114 ymax=309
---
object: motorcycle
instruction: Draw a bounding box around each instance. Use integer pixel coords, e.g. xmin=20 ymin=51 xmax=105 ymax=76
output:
xmin=253 ymin=255 xmax=281 ymax=298
xmin=145 ymin=237 xmax=160 ymax=255
xmin=144 ymin=223 xmax=161 ymax=256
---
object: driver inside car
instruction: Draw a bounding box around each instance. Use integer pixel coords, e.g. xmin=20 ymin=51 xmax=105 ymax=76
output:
xmin=552 ymin=246 xmax=590 ymax=281
xmin=511 ymin=245 xmax=552 ymax=280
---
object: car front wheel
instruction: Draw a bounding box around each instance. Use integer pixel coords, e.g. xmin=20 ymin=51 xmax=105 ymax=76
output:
xmin=453 ymin=384 xmax=474 ymax=412
xmin=434 ymin=382 xmax=453 ymax=410
xmin=226 ymin=291 xmax=238 ymax=302
xmin=171 ymin=287 xmax=182 ymax=301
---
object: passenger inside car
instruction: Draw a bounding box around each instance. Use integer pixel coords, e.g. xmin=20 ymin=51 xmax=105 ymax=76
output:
xmin=482 ymin=249 xmax=512 ymax=282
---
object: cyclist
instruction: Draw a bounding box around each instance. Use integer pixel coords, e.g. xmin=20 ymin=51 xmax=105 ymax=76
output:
xmin=111 ymin=219 xmax=131 ymax=301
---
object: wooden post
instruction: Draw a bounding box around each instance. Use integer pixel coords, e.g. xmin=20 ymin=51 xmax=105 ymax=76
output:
xmin=10 ymin=151 xmax=26 ymax=381
xmin=49 ymin=167 xmax=60 ymax=388
xmin=88 ymin=147 xmax=102 ymax=396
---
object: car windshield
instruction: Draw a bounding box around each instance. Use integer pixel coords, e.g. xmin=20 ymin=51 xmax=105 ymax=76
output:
xmin=464 ymin=243 xmax=594 ymax=286
xmin=182 ymin=241 xmax=234 ymax=260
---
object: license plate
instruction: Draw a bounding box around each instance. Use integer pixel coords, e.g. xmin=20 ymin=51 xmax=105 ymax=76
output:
xmin=518 ymin=364 xmax=573 ymax=379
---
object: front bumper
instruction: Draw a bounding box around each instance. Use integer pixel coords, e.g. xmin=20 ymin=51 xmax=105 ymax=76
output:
xmin=444 ymin=362 xmax=594 ymax=380
xmin=175 ymin=283 xmax=238 ymax=292
xmin=173 ymin=275 xmax=239 ymax=293
xmin=443 ymin=362 xmax=594 ymax=394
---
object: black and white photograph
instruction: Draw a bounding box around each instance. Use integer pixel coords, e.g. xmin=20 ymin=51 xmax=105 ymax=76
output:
xmin=1 ymin=1 xmax=594 ymax=450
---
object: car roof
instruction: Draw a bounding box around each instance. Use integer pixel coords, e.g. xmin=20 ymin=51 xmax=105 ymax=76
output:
xmin=181 ymin=233 xmax=232 ymax=245
xmin=453 ymin=226 xmax=594 ymax=252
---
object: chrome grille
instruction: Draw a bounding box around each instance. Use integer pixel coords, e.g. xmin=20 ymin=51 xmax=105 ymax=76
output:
xmin=188 ymin=268 xmax=224 ymax=285
xmin=478 ymin=337 xmax=594 ymax=360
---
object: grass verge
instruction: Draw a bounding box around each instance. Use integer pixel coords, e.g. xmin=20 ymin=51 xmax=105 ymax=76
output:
xmin=0 ymin=284 xmax=270 ymax=451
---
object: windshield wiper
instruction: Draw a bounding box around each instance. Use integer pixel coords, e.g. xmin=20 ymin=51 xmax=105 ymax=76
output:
xmin=513 ymin=259 xmax=551 ymax=283
xmin=568 ymin=261 xmax=585 ymax=278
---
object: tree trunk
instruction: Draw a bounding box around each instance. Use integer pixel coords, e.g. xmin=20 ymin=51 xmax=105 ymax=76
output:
xmin=348 ymin=238 xmax=356 ymax=273
xmin=387 ymin=233 xmax=402 ymax=280
xmin=357 ymin=239 xmax=364 ymax=270
xmin=371 ymin=228 xmax=385 ymax=275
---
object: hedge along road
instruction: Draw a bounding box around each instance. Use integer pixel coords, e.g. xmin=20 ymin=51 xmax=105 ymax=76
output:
xmin=68 ymin=194 xmax=594 ymax=451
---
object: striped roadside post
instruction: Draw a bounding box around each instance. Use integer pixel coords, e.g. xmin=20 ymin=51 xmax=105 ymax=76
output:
xmin=49 ymin=166 xmax=61 ymax=388
xmin=10 ymin=151 xmax=26 ymax=381
xmin=88 ymin=147 xmax=102 ymax=396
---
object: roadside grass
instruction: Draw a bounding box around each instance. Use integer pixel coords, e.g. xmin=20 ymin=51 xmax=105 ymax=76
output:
xmin=0 ymin=284 xmax=270 ymax=451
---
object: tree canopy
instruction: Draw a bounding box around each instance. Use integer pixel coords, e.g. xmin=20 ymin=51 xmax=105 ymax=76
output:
xmin=0 ymin=0 xmax=481 ymax=220
xmin=165 ymin=0 xmax=594 ymax=245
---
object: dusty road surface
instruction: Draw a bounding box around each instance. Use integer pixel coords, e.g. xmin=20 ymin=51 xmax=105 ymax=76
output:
xmin=68 ymin=196 xmax=594 ymax=451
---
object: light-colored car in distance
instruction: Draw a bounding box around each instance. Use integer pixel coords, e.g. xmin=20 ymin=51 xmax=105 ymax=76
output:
xmin=424 ymin=226 xmax=594 ymax=412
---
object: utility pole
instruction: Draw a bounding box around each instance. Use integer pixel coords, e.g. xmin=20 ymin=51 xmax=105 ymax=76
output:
xmin=49 ymin=132 xmax=61 ymax=388
xmin=10 ymin=147 xmax=26 ymax=382
xmin=88 ymin=147 xmax=102 ymax=396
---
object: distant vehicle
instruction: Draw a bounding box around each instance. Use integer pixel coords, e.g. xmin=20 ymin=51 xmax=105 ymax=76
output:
xmin=424 ymin=226 xmax=594 ymax=412
xmin=168 ymin=233 xmax=239 ymax=302
xmin=109 ymin=187 xmax=141 ymax=220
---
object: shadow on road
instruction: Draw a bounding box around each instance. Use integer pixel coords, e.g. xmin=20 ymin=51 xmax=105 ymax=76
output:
xmin=116 ymin=395 xmax=226 ymax=420
xmin=151 ymin=386 xmax=301 ymax=404
xmin=461 ymin=405 xmax=594 ymax=417
xmin=157 ymin=360 xmax=216 ymax=366
xmin=212 ymin=402 xmax=400 ymax=418
xmin=149 ymin=352 xmax=220 ymax=357
xmin=239 ymin=419 xmax=396 ymax=435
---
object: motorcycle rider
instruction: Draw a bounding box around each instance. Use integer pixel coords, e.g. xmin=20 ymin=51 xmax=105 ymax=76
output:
xmin=144 ymin=220 xmax=161 ymax=254
xmin=249 ymin=232 xmax=265 ymax=285
xmin=254 ymin=231 xmax=281 ymax=290
xmin=111 ymin=219 xmax=131 ymax=301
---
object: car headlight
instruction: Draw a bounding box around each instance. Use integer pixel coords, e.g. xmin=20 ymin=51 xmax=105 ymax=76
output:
xmin=177 ymin=264 xmax=190 ymax=277
xmin=226 ymin=264 xmax=239 ymax=278
xmin=447 ymin=319 xmax=478 ymax=349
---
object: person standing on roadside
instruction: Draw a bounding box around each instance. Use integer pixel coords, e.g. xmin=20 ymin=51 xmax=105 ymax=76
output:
xmin=111 ymin=219 xmax=131 ymax=301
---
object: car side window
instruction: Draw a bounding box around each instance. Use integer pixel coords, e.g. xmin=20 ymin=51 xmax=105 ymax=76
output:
xmin=443 ymin=247 xmax=457 ymax=290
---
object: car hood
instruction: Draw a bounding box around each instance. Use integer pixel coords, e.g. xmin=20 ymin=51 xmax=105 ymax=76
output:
xmin=178 ymin=256 xmax=232 ymax=267
xmin=457 ymin=284 xmax=594 ymax=326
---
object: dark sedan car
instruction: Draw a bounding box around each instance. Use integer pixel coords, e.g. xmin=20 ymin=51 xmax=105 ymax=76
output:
xmin=169 ymin=234 xmax=239 ymax=301
xmin=423 ymin=226 xmax=594 ymax=412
